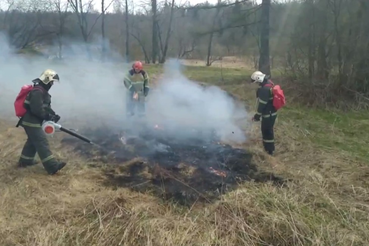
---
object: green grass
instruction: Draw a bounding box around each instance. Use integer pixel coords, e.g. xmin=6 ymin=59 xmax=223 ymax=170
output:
xmin=145 ymin=64 xmax=249 ymax=84
xmin=145 ymin=64 xmax=163 ymax=75
xmin=183 ymin=66 xmax=247 ymax=84
xmin=282 ymin=107 xmax=369 ymax=161
xmin=16 ymin=47 xmax=44 ymax=56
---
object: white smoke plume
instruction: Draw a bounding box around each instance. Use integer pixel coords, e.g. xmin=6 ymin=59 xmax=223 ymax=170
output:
xmin=0 ymin=32 xmax=129 ymax=125
xmin=144 ymin=59 xmax=248 ymax=144
xmin=0 ymin=32 xmax=249 ymax=144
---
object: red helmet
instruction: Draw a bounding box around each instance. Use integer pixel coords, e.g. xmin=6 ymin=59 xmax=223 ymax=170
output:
xmin=132 ymin=61 xmax=143 ymax=70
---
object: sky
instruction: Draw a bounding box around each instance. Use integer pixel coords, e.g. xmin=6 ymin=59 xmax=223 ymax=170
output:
xmin=0 ymin=0 xmax=263 ymax=12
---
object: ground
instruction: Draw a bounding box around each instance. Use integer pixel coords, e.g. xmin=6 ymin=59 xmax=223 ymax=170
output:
xmin=0 ymin=61 xmax=369 ymax=245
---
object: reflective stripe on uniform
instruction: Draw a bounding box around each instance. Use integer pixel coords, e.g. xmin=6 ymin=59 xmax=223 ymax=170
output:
xmin=24 ymin=100 xmax=30 ymax=104
xmin=41 ymin=155 xmax=54 ymax=163
xmin=263 ymin=139 xmax=274 ymax=143
xmin=124 ymin=77 xmax=132 ymax=90
xmin=20 ymin=154 xmax=35 ymax=160
xmin=262 ymin=112 xmax=277 ymax=118
xmin=258 ymin=98 xmax=267 ymax=104
xmin=22 ymin=121 xmax=41 ymax=127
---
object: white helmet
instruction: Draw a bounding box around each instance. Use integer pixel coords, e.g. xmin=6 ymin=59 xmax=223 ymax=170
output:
xmin=38 ymin=69 xmax=60 ymax=85
xmin=251 ymin=71 xmax=266 ymax=83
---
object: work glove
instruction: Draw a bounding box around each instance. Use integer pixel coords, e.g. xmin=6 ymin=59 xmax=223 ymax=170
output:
xmin=51 ymin=114 xmax=61 ymax=123
xmin=44 ymin=113 xmax=53 ymax=121
xmin=144 ymin=87 xmax=150 ymax=97
xmin=252 ymin=114 xmax=261 ymax=122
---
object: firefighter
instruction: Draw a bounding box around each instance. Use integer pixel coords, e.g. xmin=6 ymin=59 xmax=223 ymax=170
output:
xmin=251 ymin=71 xmax=277 ymax=155
xmin=123 ymin=61 xmax=150 ymax=117
xmin=18 ymin=69 xmax=67 ymax=175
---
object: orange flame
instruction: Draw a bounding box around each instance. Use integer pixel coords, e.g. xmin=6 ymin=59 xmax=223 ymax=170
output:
xmin=209 ymin=167 xmax=227 ymax=177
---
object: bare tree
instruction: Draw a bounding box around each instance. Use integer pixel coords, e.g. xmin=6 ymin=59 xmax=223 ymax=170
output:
xmin=130 ymin=14 xmax=151 ymax=63
xmin=0 ymin=0 xmax=366 ymax=105
xmin=52 ymin=0 xmax=70 ymax=59
xmin=258 ymin=0 xmax=271 ymax=75
xmin=67 ymin=0 xmax=93 ymax=42
xmin=151 ymin=0 xmax=158 ymax=63
xmin=206 ymin=1 xmax=222 ymax=66
xmin=101 ymin=0 xmax=106 ymax=61
xmin=67 ymin=0 xmax=94 ymax=58
xmin=5 ymin=0 xmax=51 ymax=49
xmin=157 ymin=0 xmax=175 ymax=63
xmin=125 ymin=0 xmax=130 ymax=61
xmin=1 ymin=0 xmax=15 ymax=30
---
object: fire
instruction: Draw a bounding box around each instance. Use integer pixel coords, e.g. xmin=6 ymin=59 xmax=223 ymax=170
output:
xmin=61 ymin=126 xmax=286 ymax=205
xmin=209 ymin=167 xmax=227 ymax=178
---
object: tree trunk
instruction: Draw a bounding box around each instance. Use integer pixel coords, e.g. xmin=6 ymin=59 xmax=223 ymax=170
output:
xmin=159 ymin=0 xmax=175 ymax=64
xmin=125 ymin=0 xmax=129 ymax=61
xmin=206 ymin=4 xmax=221 ymax=66
xmin=151 ymin=0 xmax=158 ymax=63
xmin=258 ymin=0 xmax=271 ymax=76
xmin=101 ymin=0 xmax=106 ymax=61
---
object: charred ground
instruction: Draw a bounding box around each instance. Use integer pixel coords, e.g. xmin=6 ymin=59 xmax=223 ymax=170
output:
xmin=61 ymin=122 xmax=285 ymax=205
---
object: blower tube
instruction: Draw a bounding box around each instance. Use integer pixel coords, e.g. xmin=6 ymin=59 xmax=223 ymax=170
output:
xmin=42 ymin=121 xmax=93 ymax=144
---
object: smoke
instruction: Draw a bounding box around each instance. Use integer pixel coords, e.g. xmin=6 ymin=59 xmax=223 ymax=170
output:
xmin=0 ymin=32 xmax=248 ymax=144
xmin=0 ymin=32 xmax=129 ymax=126
xmin=144 ymin=59 xmax=248 ymax=144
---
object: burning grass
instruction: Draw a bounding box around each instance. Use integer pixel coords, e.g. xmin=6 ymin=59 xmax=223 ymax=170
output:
xmin=1 ymin=65 xmax=369 ymax=245
xmin=61 ymin=123 xmax=285 ymax=205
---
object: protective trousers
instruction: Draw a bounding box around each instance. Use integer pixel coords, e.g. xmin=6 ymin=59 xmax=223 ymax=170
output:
xmin=261 ymin=113 xmax=277 ymax=154
xmin=19 ymin=126 xmax=60 ymax=173
xmin=126 ymin=91 xmax=145 ymax=117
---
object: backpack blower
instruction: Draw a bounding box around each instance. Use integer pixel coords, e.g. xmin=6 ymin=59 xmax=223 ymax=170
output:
xmin=42 ymin=121 xmax=115 ymax=154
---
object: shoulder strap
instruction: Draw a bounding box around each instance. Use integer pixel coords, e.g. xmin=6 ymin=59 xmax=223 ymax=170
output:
xmin=32 ymin=86 xmax=46 ymax=93
xmin=263 ymin=83 xmax=274 ymax=97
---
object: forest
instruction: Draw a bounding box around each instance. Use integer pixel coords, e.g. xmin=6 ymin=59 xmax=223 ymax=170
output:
xmin=1 ymin=0 xmax=368 ymax=105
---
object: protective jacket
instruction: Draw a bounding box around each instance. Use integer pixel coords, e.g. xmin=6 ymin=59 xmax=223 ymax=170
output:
xmin=255 ymin=79 xmax=277 ymax=118
xmin=123 ymin=69 xmax=149 ymax=96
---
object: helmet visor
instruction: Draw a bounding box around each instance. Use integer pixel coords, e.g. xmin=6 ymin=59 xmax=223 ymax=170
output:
xmin=52 ymin=73 xmax=60 ymax=83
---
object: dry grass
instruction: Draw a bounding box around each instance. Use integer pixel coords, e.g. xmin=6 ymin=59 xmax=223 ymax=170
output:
xmin=180 ymin=56 xmax=257 ymax=70
xmin=1 ymin=64 xmax=369 ymax=245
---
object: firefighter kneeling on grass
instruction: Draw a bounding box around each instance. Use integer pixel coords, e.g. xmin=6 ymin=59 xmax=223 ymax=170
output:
xmin=123 ymin=61 xmax=150 ymax=117
xmin=251 ymin=71 xmax=285 ymax=156
xmin=16 ymin=69 xmax=66 ymax=175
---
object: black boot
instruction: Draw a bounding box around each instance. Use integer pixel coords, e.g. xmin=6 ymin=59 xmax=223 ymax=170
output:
xmin=47 ymin=162 xmax=67 ymax=175
xmin=18 ymin=160 xmax=39 ymax=168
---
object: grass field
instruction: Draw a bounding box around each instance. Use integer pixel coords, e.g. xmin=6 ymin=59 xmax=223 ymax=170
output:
xmin=0 ymin=63 xmax=368 ymax=245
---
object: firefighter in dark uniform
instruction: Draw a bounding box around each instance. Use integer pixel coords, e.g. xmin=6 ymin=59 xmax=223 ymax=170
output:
xmin=17 ymin=69 xmax=66 ymax=175
xmin=251 ymin=71 xmax=277 ymax=155
xmin=123 ymin=61 xmax=150 ymax=117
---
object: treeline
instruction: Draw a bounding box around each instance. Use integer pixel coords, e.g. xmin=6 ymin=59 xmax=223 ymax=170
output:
xmin=0 ymin=0 xmax=368 ymax=102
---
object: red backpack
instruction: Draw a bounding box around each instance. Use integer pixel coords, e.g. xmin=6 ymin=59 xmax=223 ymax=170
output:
xmin=14 ymin=84 xmax=44 ymax=118
xmin=264 ymin=81 xmax=286 ymax=110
